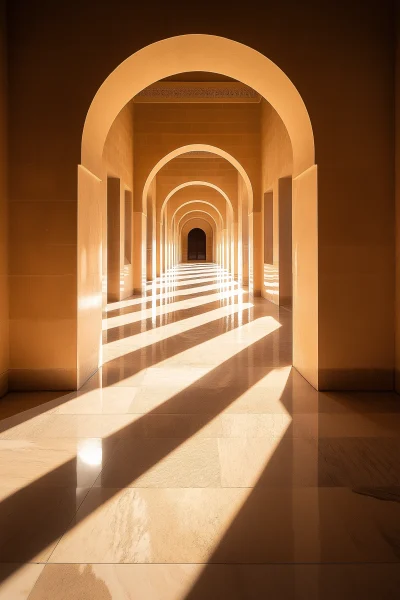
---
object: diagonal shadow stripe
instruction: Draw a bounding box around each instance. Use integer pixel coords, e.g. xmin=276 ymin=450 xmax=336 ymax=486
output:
xmin=0 ymin=325 xmax=286 ymax=581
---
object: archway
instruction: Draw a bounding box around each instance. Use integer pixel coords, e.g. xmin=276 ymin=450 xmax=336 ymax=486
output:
xmin=187 ymin=228 xmax=207 ymax=261
xmin=161 ymin=188 xmax=230 ymax=274
xmin=178 ymin=211 xmax=219 ymax=265
xmin=82 ymin=35 xmax=314 ymax=178
xmin=78 ymin=33 xmax=318 ymax=389
xmin=161 ymin=181 xmax=234 ymax=218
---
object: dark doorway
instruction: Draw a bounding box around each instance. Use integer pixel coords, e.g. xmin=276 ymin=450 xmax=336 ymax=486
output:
xmin=188 ymin=228 xmax=206 ymax=260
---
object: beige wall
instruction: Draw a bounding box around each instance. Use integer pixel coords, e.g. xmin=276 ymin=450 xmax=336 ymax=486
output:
xmin=316 ymin=18 xmax=394 ymax=390
xmin=261 ymin=99 xmax=293 ymax=305
xmin=0 ymin=0 xmax=8 ymax=397
xmin=396 ymin=5 xmax=400 ymax=392
xmin=238 ymin=174 xmax=249 ymax=286
xmin=103 ymin=102 xmax=134 ymax=189
xmin=103 ymin=102 xmax=134 ymax=302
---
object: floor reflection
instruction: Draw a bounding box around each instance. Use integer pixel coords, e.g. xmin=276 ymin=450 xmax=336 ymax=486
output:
xmin=0 ymin=263 xmax=400 ymax=599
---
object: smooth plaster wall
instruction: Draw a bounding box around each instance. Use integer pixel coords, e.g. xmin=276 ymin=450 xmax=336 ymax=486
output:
xmin=103 ymin=102 xmax=135 ymax=301
xmin=103 ymin=102 xmax=134 ymax=190
xmin=261 ymin=99 xmax=293 ymax=305
xmin=6 ymin=0 xmax=396 ymax=391
xmin=0 ymin=0 xmax=8 ymax=397
xmin=396 ymin=3 xmax=400 ymax=392
xmin=238 ymin=174 xmax=250 ymax=287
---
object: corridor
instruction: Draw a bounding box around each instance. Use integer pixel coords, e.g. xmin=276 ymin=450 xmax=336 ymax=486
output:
xmin=0 ymin=264 xmax=400 ymax=598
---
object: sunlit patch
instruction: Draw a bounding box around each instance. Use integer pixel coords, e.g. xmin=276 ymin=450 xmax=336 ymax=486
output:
xmin=78 ymin=439 xmax=103 ymax=466
xmin=147 ymin=275 xmax=230 ymax=289
xmin=103 ymin=288 xmax=244 ymax=330
xmin=105 ymin=279 xmax=239 ymax=312
xmin=102 ymin=302 xmax=254 ymax=362
xmin=115 ymin=314 xmax=282 ymax=393
xmin=2 ymin=264 xmax=297 ymax=579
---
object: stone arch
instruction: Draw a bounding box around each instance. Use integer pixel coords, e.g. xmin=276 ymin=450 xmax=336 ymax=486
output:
xmin=78 ymin=33 xmax=318 ymax=389
xmin=178 ymin=211 xmax=218 ymax=233
xmin=161 ymin=181 xmax=234 ymax=219
xmin=82 ymin=34 xmax=314 ymax=179
xmin=181 ymin=218 xmax=214 ymax=263
xmin=174 ymin=206 xmax=221 ymax=270
xmin=172 ymin=201 xmax=224 ymax=227
xmin=144 ymin=144 xmax=251 ymax=214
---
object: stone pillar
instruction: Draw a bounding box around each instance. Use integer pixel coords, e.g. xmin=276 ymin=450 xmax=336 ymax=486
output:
xmin=133 ymin=211 xmax=146 ymax=293
xmin=156 ymin=219 xmax=162 ymax=277
xmin=77 ymin=165 xmax=103 ymax=389
xmin=278 ymin=178 xmax=293 ymax=308
xmin=242 ymin=210 xmax=249 ymax=287
xmin=107 ymin=177 xmax=121 ymax=302
xmin=251 ymin=211 xmax=262 ymax=296
xmin=292 ymin=165 xmax=318 ymax=389
xmin=233 ymin=221 xmax=239 ymax=277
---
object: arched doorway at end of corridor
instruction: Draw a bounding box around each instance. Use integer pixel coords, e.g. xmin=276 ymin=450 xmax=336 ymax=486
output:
xmin=187 ymin=228 xmax=206 ymax=261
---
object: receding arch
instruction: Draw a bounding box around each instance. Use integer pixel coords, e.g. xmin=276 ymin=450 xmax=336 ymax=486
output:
xmin=144 ymin=144 xmax=251 ymax=214
xmin=173 ymin=205 xmax=225 ymax=270
xmin=82 ymin=34 xmax=314 ymax=180
xmin=178 ymin=212 xmax=220 ymax=268
xmin=161 ymin=181 xmax=234 ymax=218
xmin=178 ymin=212 xmax=218 ymax=232
xmin=78 ymin=33 xmax=319 ymax=390
xmin=172 ymin=201 xmax=224 ymax=227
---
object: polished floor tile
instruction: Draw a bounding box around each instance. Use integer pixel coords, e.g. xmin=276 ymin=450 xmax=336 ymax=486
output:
xmin=1 ymin=263 xmax=400 ymax=599
xmin=0 ymin=564 xmax=44 ymax=600
xmin=53 ymin=387 xmax=139 ymax=415
xmin=0 ymin=414 xmax=138 ymax=440
xmin=0 ymin=437 xmax=116 ymax=491
xmin=0 ymin=487 xmax=90 ymax=562
xmin=25 ymin=563 xmax=400 ymax=600
xmin=49 ymin=487 xmax=400 ymax=564
xmin=95 ymin=437 xmax=221 ymax=488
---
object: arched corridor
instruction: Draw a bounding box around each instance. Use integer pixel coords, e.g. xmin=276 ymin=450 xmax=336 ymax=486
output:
xmin=1 ymin=12 xmax=400 ymax=598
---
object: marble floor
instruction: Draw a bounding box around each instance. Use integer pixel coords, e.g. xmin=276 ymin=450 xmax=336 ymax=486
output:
xmin=1 ymin=262 xmax=400 ymax=599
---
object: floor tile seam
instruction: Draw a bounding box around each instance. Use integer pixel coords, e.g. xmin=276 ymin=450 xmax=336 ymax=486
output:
xmin=101 ymin=309 xmax=262 ymax=354
xmin=81 ymin=485 xmax=367 ymax=491
xmin=91 ymin=485 xmax=330 ymax=490
xmin=103 ymin=287 xmax=237 ymax=314
xmin=35 ymin=411 xmax=327 ymax=416
xmin=102 ymin=297 xmax=238 ymax=335
xmin=25 ymin=565 xmax=45 ymax=600
xmin=38 ymin=560 xmax=400 ymax=566
xmin=43 ymin=485 xmax=93 ymax=565
xmin=7 ymin=433 xmax=392 ymax=441
xmin=41 ymin=436 xmax=127 ymax=564
xmin=88 ymin=435 xmax=127 ymax=489
xmin=12 ymin=559 xmax=400 ymax=566
xmin=98 ymin=434 xmax=316 ymax=440
xmin=36 ymin=412 xmax=321 ymax=416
